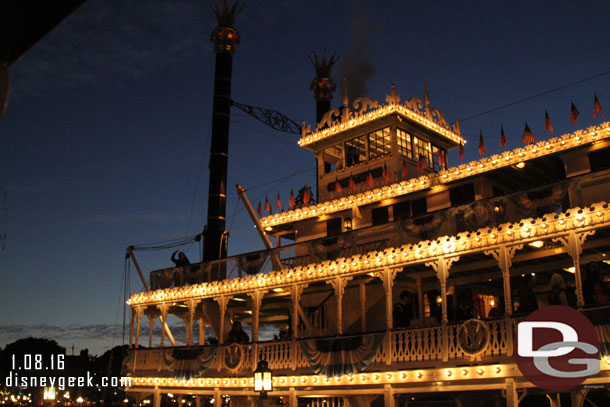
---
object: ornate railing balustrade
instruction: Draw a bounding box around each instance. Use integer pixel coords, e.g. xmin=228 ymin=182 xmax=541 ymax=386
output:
xmin=125 ymin=304 xmax=610 ymax=381
xmin=126 ymin=317 xmax=519 ymax=379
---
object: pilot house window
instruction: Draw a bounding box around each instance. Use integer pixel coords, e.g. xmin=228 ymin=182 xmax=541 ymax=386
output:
xmin=368 ymin=128 xmax=391 ymax=159
xmin=413 ymin=136 xmax=432 ymax=165
xmin=345 ymin=127 xmax=391 ymax=168
xmin=345 ymin=135 xmax=367 ymax=167
xmin=397 ymin=129 xmax=413 ymax=159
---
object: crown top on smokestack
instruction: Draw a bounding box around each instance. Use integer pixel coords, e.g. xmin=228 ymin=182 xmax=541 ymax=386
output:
xmin=212 ymin=0 xmax=242 ymax=28
xmin=210 ymin=1 xmax=241 ymax=54
xmin=310 ymin=50 xmax=338 ymax=79
xmin=309 ymin=51 xmax=338 ymax=123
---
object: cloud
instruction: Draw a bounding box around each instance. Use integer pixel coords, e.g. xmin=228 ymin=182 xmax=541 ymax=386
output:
xmin=10 ymin=0 xmax=211 ymax=99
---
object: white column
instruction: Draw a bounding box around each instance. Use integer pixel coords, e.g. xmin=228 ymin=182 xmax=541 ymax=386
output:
xmin=554 ymin=230 xmax=596 ymax=307
xmin=326 ymin=276 xmax=353 ymax=334
xmin=186 ymin=299 xmax=199 ymax=346
xmin=157 ymin=304 xmax=169 ymax=347
xmin=384 ymin=384 xmax=395 ymax=407
xmin=289 ymin=285 xmax=304 ymax=338
xmin=426 ymin=257 xmax=459 ymax=324
xmin=248 ymin=290 xmax=266 ymax=342
xmin=134 ymin=306 xmax=144 ymax=347
xmin=214 ymin=296 xmax=230 ymax=344
xmin=486 ymin=245 xmax=522 ymax=316
xmin=129 ymin=308 xmax=136 ymax=348
xmin=374 ymin=268 xmax=399 ymax=330
xmin=504 ymin=378 xmax=518 ymax=407
xmin=153 ymin=388 xmax=161 ymax=407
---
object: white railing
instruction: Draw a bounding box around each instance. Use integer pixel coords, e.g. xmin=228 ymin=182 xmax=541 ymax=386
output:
xmin=129 ymin=317 xmax=519 ymax=377
xmin=392 ymin=325 xmax=443 ymax=363
xmin=258 ymin=341 xmax=293 ymax=371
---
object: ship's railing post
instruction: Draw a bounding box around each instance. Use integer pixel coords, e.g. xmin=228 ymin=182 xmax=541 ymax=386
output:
xmin=441 ymin=324 xmax=449 ymax=362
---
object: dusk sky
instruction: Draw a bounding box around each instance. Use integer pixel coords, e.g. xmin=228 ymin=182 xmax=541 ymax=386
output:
xmin=1 ymin=0 xmax=609 ymax=355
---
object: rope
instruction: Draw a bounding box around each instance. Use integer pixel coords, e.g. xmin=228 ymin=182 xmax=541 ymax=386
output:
xmin=112 ymin=257 xmax=127 ymax=349
xmin=184 ymin=121 xmax=212 ymax=240
xmin=458 ymin=69 xmax=610 ymax=123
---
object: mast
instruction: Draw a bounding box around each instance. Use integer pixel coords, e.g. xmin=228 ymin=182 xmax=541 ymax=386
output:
xmin=204 ymin=1 xmax=241 ymax=273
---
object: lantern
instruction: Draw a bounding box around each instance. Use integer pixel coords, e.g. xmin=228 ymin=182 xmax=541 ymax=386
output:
xmin=253 ymin=360 xmax=273 ymax=399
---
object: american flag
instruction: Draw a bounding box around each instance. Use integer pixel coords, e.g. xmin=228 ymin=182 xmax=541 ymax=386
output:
xmin=276 ymin=193 xmax=282 ymax=211
xmin=478 ymin=131 xmax=486 ymax=156
xmin=382 ymin=163 xmax=390 ymax=183
xmin=335 ymin=179 xmax=342 ymax=194
xmin=256 ymin=201 xmax=262 ymax=217
xmin=303 ymin=188 xmax=311 ymax=205
xmin=438 ymin=150 xmax=445 ymax=168
xmin=570 ymin=102 xmax=580 ymax=125
xmin=417 ymin=155 xmax=428 ymax=172
xmin=367 ymin=171 xmax=374 ymax=187
xmin=458 ymin=142 xmax=464 ymax=160
xmin=544 ymin=110 xmax=554 ymax=134
xmin=401 ymin=159 xmax=409 ymax=178
xmin=594 ymin=93 xmax=603 ymax=119
xmin=265 ymin=196 xmax=272 ymax=214
xmin=289 ymin=189 xmax=295 ymax=210
xmin=500 ymin=124 xmax=507 ymax=147
xmin=522 ymin=123 xmax=535 ymax=145
xmin=349 ymin=176 xmax=356 ymax=192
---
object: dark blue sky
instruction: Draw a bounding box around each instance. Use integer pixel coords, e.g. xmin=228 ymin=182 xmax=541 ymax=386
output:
xmin=1 ymin=0 xmax=609 ymax=355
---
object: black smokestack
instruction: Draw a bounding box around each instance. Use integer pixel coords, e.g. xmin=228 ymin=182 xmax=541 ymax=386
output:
xmin=204 ymin=2 xmax=241 ymax=273
xmin=339 ymin=6 xmax=375 ymax=100
xmin=309 ymin=50 xmax=338 ymax=124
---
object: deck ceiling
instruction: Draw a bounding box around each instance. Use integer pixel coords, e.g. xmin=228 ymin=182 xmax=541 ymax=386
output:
xmin=0 ymin=1 xmax=87 ymax=66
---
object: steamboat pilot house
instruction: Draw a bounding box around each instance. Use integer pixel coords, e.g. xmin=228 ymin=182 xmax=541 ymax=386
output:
xmin=125 ymin=82 xmax=610 ymax=406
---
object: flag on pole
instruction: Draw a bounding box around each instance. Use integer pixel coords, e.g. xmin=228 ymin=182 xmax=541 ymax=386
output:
xmin=276 ymin=193 xmax=282 ymax=211
xmin=382 ymin=163 xmax=390 ymax=183
xmin=544 ymin=110 xmax=554 ymax=134
xmin=335 ymin=179 xmax=342 ymax=194
xmin=349 ymin=176 xmax=356 ymax=193
xmin=265 ymin=196 xmax=271 ymax=214
xmin=522 ymin=122 xmax=535 ymax=145
xmin=367 ymin=171 xmax=374 ymax=187
xmin=401 ymin=159 xmax=409 ymax=178
xmin=437 ymin=150 xmax=445 ymax=168
xmin=594 ymin=93 xmax=603 ymax=119
xmin=570 ymin=101 xmax=579 ymax=125
xmin=303 ymin=188 xmax=311 ymax=205
xmin=500 ymin=124 xmax=507 ymax=147
xmin=289 ymin=189 xmax=295 ymax=210
xmin=478 ymin=131 xmax=486 ymax=156
xmin=458 ymin=142 xmax=464 ymax=160
xmin=417 ymin=155 xmax=427 ymax=172
xmin=256 ymin=201 xmax=262 ymax=217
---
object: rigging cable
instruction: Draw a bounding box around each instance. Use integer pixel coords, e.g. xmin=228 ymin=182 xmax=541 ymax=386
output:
xmin=458 ymin=69 xmax=610 ymax=123
xmin=112 ymin=256 xmax=128 ymax=349
xmin=184 ymin=121 xmax=212 ymax=241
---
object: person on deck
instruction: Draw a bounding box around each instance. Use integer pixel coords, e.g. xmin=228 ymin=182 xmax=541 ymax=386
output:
xmin=171 ymin=250 xmax=191 ymax=267
xmin=589 ymin=262 xmax=610 ymax=304
xmin=516 ymin=274 xmax=539 ymax=315
xmin=393 ymin=290 xmax=413 ymax=328
xmin=549 ymin=273 xmax=569 ymax=306
xmin=171 ymin=250 xmax=191 ymax=287
xmin=227 ymin=321 xmax=250 ymax=343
